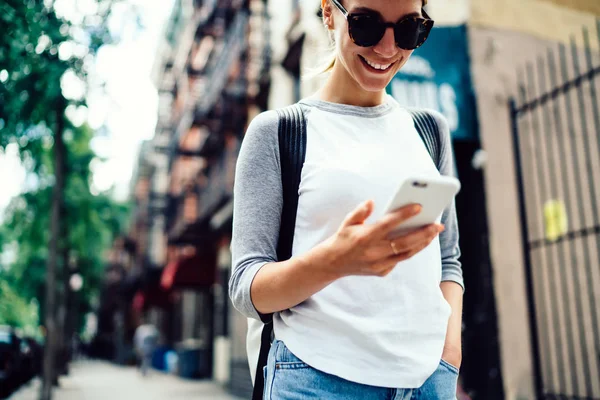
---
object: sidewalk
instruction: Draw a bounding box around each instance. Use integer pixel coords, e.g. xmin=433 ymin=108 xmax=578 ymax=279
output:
xmin=10 ymin=360 xmax=244 ymax=400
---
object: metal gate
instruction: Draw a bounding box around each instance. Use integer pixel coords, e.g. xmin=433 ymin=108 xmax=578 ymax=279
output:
xmin=509 ymin=21 xmax=600 ymax=400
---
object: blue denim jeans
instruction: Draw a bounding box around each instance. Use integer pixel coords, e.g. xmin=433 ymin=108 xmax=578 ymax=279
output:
xmin=263 ymin=340 xmax=458 ymax=400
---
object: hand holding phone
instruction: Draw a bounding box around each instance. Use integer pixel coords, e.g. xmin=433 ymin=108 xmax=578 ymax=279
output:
xmin=383 ymin=175 xmax=461 ymax=239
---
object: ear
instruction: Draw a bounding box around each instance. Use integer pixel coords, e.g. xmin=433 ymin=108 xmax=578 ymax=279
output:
xmin=321 ymin=0 xmax=334 ymax=30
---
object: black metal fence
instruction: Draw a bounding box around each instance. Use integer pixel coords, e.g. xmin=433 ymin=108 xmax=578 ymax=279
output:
xmin=509 ymin=20 xmax=600 ymax=400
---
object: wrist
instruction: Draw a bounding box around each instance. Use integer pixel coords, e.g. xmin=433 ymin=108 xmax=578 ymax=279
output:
xmin=442 ymin=344 xmax=462 ymax=366
xmin=302 ymin=237 xmax=345 ymax=283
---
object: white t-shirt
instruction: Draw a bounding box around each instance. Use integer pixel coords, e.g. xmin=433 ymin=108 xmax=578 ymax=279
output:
xmin=230 ymin=95 xmax=463 ymax=388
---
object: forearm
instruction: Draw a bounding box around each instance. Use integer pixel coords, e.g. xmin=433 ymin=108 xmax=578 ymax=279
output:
xmin=251 ymin=241 xmax=340 ymax=315
xmin=440 ymin=280 xmax=463 ymax=365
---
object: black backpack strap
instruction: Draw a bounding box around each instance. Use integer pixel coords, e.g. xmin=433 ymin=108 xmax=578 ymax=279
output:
xmin=252 ymin=104 xmax=307 ymax=400
xmin=407 ymin=109 xmax=442 ymax=169
xmin=276 ymin=104 xmax=308 ymax=261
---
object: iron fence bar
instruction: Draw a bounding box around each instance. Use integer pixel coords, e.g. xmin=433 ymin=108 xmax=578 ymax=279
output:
xmin=520 ymin=70 xmax=556 ymax=396
xmin=515 ymin=66 xmax=600 ymax=114
xmin=545 ymin=394 xmax=600 ymax=400
xmin=530 ymin=225 xmax=600 ymax=249
xmin=584 ymin=23 xmax=600 ymax=180
xmin=537 ymin=54 xmax=574 ymax=394
xmin=559 ymin=41 xmax=594 ymax=396
xmin=584 ymin=21 xmax=600 ymax=279
xmin=585 ymin=27 xmax=600 ymax=377
xmin=509 ymin=97 xmax=545 ymax=400
xmin=526 ymin=62 xmax=564 ymax=393
xmin=587 ymin=23 xmax=600 ymax=161
xmin=548 ymin=46 xmax=587 ymax=393
xmin=547 ymin=45 xmax=590 ymax=396
xmin=571 ymin=32 xmax=600 ymax=383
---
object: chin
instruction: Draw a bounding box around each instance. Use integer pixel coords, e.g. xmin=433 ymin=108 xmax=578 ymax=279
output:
xmin=357 ymin=78 xmax=391 ymax=92
xmin=354 ymin=69 xmax=396 ymax=93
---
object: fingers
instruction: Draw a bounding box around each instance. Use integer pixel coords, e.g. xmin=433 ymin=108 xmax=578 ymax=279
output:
xmin=373 ymin=238 xmax=437 ymax=276
xmin=373 ymin=204 xmax=422 ymax=237
xmin=367 ymin=224 xmax=444 ymax=276
xmin=389 ymin=224 xmax=444 ymax=255
xmin=397 ymin=236 xmax=436 ymax=261
xmin=340 ymin=200 xmax=374 ymax=229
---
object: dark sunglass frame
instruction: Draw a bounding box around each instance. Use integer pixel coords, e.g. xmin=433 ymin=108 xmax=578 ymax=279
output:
xmin=329 ymin=0 xmax=434 ymax=50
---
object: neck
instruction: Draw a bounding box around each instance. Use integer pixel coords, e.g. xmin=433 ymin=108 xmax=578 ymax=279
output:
xmin=316 ymin=60 xmax=386 ymax=107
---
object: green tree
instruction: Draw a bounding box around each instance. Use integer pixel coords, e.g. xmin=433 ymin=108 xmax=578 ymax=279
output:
xmin=0 ymin=280 xmax=40 ymax=337
xmin=2 ymin=123 xmax=130 ymax=311
xmin=0 ymin=1 xmax=122 ymax=398
xmin=1 ymin=2 xmax=72 ymax=391
xmin=0 ymin=122 xmax=130 ymax=391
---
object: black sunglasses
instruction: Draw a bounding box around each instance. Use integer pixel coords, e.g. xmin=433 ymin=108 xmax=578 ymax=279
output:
xmin=330 ymin=0 xmax=434 ymax=50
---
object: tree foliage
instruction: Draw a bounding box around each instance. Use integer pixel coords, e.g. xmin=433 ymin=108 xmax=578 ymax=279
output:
xmin=0 ymin=0 xmax=116 ymax=158
xmin=0 ymin=280 xmax=40 ymax=336
xmin=0 ymin=0 xmax=131 ymax=333
xmin=1 ymin=122 xmax=130 ymax=328
xmin=0 ymin=1 xmax=68 ymax=148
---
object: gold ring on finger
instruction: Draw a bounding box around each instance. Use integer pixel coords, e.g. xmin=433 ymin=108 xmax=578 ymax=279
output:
xmin=390 ymin=241 xmax=400 ymax=255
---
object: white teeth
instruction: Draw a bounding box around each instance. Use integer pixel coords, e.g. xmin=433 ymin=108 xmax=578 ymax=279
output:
xmin=365 ymin=58 xmax=391 ymax=70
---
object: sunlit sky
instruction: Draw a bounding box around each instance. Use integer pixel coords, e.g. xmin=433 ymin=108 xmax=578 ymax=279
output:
xmin=0 ymin=0 xmax=174 ymax=217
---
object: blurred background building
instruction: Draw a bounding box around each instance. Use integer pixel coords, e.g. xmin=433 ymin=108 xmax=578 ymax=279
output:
xmin=75 ymin=0 xmax=600 ymax=399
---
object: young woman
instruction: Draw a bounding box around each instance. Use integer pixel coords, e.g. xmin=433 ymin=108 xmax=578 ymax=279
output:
xmin=230 ymin=0 xmax=464 ymax=398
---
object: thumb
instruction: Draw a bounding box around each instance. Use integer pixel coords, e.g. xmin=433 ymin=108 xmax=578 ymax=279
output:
xmin=341 ymin=200 xmax=374 ymax=228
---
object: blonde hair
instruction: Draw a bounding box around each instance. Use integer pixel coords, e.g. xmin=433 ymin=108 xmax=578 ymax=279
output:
xmin=303 ymin=28 xmax=337 ymax=80
xmin=317 ymin=29 xmax=338 ymax=75
xmin=321 ymin=56 xmax=337 ymax=75
xmin=314 ymin=0 xmax=428 ymax=75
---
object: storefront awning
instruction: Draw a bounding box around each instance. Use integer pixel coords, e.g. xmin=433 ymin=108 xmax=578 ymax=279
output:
xmin=160 ymin=250 xmax=217 ymax=290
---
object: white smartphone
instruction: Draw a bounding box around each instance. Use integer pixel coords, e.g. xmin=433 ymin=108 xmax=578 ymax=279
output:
xmin=383 ymin=175 xmax=461 ymax=239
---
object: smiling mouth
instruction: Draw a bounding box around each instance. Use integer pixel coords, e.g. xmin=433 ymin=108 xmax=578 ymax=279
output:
xmin=359 ymin=55 xmax=396 ymax=73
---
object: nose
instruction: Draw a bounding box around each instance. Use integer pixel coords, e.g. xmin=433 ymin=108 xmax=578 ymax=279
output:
xmin=372 ymin=27 xmax=397 ymax=58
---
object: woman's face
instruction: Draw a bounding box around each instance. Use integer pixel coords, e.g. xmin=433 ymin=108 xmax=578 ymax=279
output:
xmin=326 ymin=0 xmax=422 ymax=93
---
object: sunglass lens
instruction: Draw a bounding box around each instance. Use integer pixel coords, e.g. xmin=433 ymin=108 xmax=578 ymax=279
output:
xmin=395 ymin=19 xmax=431 ymax=50
xmin=349 ymin=14 xmax=385 ymax=47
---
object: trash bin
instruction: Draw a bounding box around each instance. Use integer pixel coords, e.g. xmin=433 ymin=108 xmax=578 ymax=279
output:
xmin=151 ymin=345 xmax=172 ymax=371
xmin=175 ymin=339 xmax=211 ymax=379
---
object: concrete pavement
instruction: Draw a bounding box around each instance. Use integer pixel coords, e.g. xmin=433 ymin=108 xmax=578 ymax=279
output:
xmin=10 ymin=360 xmax=244 ymax=400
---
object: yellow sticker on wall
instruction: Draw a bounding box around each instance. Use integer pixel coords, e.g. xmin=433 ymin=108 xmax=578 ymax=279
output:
xmin=544 ymin=200 xmax=568 ymax=242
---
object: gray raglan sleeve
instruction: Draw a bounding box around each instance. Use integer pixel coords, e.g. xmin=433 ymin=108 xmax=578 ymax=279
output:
xmin=431 ymin=111 xmax=465 ymax=291
xmin=229 ymin=110 xmax=283 ymax=321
